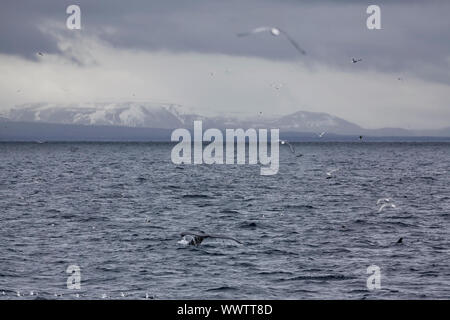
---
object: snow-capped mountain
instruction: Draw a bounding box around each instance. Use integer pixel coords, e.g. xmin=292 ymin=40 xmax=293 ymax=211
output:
xmin=6 ymin=103 xmax=184 ymax=129
xmin=5 ymin=102 xmax=363 ymax=134
xmin=272 ymin=111 xmax=361 ymax=133
xmin=2 ymin=103 xmax=450 ymax=140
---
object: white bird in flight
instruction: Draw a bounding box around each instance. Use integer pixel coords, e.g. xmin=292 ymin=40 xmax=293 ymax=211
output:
xmin=270 ymin=82 xmax=283 ymax=90
xmin=237 ymin=27 xmax=306 ymax=55
xmin=318 ymin=132 xmax=326 ymax=138
xmin=326 ymin=168 xmax=340 ymax=176
xmin=378 ymin=203 xmax=396 ymax=213
xmin=376 ymin=198 xmax=392 ymax=205
xmin=279 ymin=140 xmax=303 ymax=157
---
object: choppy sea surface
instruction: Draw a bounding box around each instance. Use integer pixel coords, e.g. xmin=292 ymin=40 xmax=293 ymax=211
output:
xmin=0 ymin=142 xmax=449 ymax=300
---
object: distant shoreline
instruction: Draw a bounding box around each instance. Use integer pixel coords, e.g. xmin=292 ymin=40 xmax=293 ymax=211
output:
xmin=1 ymin=120 xmax=450 ymax=142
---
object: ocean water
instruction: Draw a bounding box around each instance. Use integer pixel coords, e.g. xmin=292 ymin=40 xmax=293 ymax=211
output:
xmin=0 ymin=142 xmax=449 ymax=300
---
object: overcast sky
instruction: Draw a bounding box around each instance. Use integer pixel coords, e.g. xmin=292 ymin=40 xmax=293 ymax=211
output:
xmin=0 ymin=0 xmax=449 ymax=129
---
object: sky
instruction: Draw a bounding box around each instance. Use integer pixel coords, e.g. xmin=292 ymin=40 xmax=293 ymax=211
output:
xmin=0 ymin=0 xmax=449 ymax=129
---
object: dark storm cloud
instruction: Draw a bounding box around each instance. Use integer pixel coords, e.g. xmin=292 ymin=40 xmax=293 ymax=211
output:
xmin=1 ymin=0 xmax=450 ymax=82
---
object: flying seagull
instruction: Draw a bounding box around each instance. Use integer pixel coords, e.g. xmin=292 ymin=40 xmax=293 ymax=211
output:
xmin=237 ymin=27 xmax=306 ymax=55
xmin=317 ymin=132 xmax=326 ymax=138
xmin=326 ymin=168 xmax=339 ymax=176
xmin=180 ymin=231 xmax=242 ymax=246
xmin=279 ymin=140 xmax=303 ymax=157
xmin=326 ymin=168 xmax=340 ymax=179
xmin=270 ymin=82 xmax=283 ymax=90
xmin=378 ymin=203 xmax=396 ymax=213
xmin=376 ymin=198 xmax=392 ymax=205
xmin=352 ymin=58 xmax=362 ymax=63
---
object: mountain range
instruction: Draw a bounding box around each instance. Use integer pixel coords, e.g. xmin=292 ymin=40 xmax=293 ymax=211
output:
xmin=0 ymin=102 xmax=449 ymax=141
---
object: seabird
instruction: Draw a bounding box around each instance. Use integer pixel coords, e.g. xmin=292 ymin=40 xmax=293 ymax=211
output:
xmin=37 ymin=52 xmax=44 ymax=56
xmin=378 ymin=203 xmax=396 ymax=213
xmin=270 ymin=82 xmax=283 ymax=90
xmin=352 ymin=58 xmax=362 ymax=63
xmin=237 ymin=27 xmax=306 ymax=55
xmin=396 ymin=237 xmax=403 ymax=244
xmin=317 ymin=132 xmax=326 ymax=138
xmin=279 ymin=140 xmax=303 ymax=157
xmin=326 ymin=168 xmax=339 ymax=177
xmin=180 ymin=231 xmax=242 ymax=246
xmin=376 ymin=198 xmax=392 ymax=205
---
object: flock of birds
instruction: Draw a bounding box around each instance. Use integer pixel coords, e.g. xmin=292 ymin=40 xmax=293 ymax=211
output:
xmin=3 ymin=290 xmax=154 ymax=300
xmin=178 ymin=147 xmax=402 ymax=247
xmin=27 ymin=26 xmax=406 ymax=287
xmin=172 ymin=26 xmax=401 ymax=247
xmin=204 ymin=26 xmax=382 ymax=94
